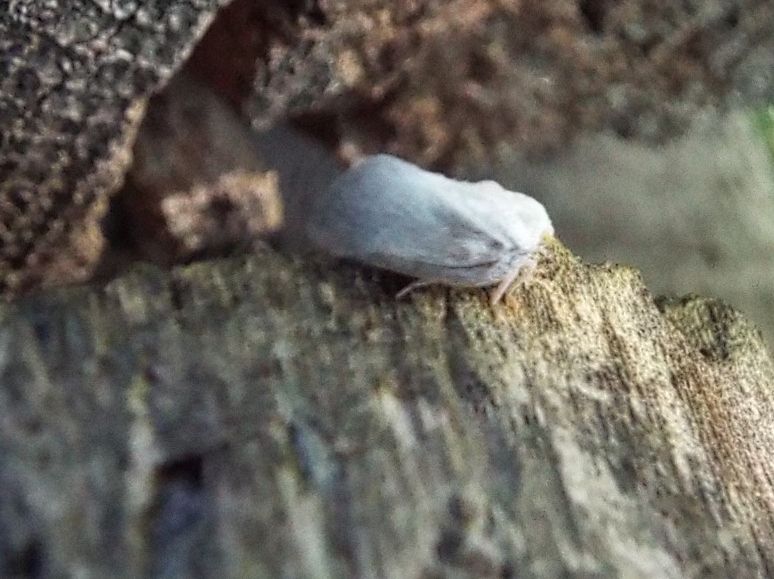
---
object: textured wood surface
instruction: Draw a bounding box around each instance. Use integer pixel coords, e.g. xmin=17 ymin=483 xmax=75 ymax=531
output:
xmin=0 ymin=0 xmax=228 ymax=295
xmin=1 ymin=241 xmax=772 ymax=577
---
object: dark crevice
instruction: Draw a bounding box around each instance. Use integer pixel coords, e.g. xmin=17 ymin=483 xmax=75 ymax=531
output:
xmin=436 ymin=528 xmax=464 ymax=562
xmin=185 ymin=0 xmax=283 ymax=109
xmin=298 ymin=0 xmax=327 ymax=26
xmin=289 ymin=111 xmax=342 ymax=153
xmin=578 ymin=0 xmax=608 ymax=34
xmin=168 ymin=276 xmax=186 ymax=312
xmin=155 ymin=454 xmax=205 ymax=488
xmin=3 ymin=539 xmax=45 ymax=579
xmin=146 ymin=454 xmax=211 ymax=578
xmin=723 ymin=6 xmax=740 ymax=29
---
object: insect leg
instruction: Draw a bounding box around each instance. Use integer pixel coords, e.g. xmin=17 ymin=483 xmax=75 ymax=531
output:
xmin=490 ymin=255 xmax=537 ymax=305
xmin=396 ymin=279 xmax=436 ymax=299
xmin=490 ymin=267 xmax=523 ymax=305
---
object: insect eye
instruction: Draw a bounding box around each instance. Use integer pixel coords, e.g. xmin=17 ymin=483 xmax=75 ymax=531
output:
xmin=487 ymin=239 xmax=505 ymax=252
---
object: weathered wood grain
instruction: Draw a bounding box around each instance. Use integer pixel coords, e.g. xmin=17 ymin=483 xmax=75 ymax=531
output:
xmin=1 ymin=242 xmax=772 ymax=577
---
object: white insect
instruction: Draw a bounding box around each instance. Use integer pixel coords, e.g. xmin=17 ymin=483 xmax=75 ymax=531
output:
xmin=306 ymin=154 xmax=554 ymax=304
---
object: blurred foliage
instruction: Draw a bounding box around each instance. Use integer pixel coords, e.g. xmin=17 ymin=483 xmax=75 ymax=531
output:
xmin=752 ymin=105 xmax=774 ymax=164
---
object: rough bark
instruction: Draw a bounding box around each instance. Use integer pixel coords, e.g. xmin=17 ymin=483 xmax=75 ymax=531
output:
xmin=4 ymin=0 xmax=774 ymax=296
xmin=0 ymin=0 xmax=228 ymax=295
xmin=1 ymin=242 xmax=773 ymax=577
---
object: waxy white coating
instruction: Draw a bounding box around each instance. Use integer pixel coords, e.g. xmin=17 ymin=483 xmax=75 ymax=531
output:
xmin=307 ymin=154 xmax=554 ymax=303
